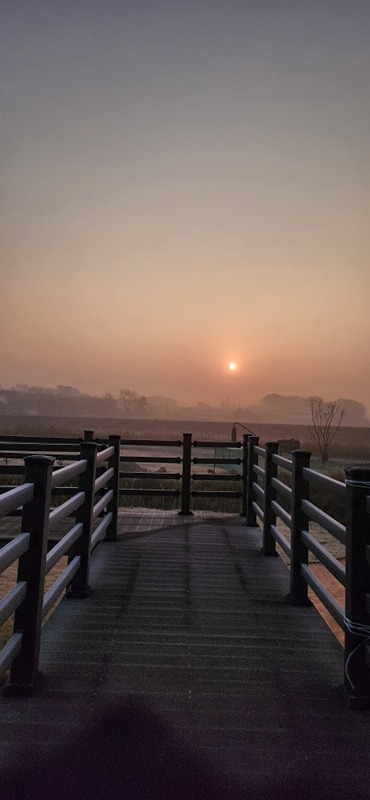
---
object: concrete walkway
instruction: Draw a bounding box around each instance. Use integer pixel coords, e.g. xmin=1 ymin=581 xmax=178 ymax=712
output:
xmin=1 ymin=516 xmax=370 ymax=799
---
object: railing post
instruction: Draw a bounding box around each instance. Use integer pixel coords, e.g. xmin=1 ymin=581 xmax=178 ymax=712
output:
xmin=289 ymin=451 xmax=312 ymax=606
xmin=179 ymin=433 xmax=193 ymax=516
xmin=241 ymin=434 xmax=249 ymax=517
xmin=4 ymin=455 xmax=54 ymax=696
xmin=104 ymin=435 xmax=121 ymax=541
xmin=245 ymin=436 xmax=259 ymax=526
xmin=67 ymin=441 xmax=98 ymax=598
xmin=84 ymin=430 xmax=95 ymax=442
xmin=343 ymin=467 xmax=370 ymax=707
xmin=262 ymin=442 xmax=279 ymax=556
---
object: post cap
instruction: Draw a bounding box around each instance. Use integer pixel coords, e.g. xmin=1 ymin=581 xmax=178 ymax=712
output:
xmin=345 ymin=467 xmax=370 ymax=487
xmin=24 ymin=455 xmax=55 ymax=466
xmin=79 ymin=441 xmax=99 ymax=450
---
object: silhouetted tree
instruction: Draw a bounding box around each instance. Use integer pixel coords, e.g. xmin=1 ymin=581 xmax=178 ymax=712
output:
xmin=118 ymin=389 xmax=148 ymax=416
xmin=308 ymin=397 xmax=345 ymax=463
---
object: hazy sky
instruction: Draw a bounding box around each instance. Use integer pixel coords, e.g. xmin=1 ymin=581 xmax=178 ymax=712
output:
xmin=1 ymin=0 xmax=369 ymax=407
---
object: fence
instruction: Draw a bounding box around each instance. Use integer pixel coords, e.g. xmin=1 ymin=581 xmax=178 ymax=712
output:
xmin=245 ymin=436 xmax=370 ymax=708
xmin=111 ymin=432 xmax=247 ymax=514
xmin=1 ymin=432 xmax=370 ymax=705
xmin=0 ymin=431 xmax=244 ymax=515
xmin=0 ymin=436 xmax=119 ymax=695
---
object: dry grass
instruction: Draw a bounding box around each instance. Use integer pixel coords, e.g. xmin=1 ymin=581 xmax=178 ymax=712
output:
xmin=0 ymin=559 xmax=67 ymax=652
xmin=309 ymin=562 xmax=345 ymax=645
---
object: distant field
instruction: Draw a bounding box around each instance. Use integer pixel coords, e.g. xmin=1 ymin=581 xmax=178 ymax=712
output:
xmin=1 ymin=414 xmax=370 ymax=461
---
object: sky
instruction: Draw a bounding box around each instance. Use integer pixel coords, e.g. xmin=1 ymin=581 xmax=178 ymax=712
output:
xmin=1 ymin=0 xmax=370 ymax=409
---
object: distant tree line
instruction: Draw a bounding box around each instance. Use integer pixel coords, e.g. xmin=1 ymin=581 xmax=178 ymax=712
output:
xmin=0 ymin=384 xmax=368 ymax=425
xmin=249 ymin=394 xmax=368 ymax=425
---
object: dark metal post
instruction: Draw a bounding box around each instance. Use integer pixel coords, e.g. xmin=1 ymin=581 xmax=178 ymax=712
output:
xmin=179 ymin=433 xmax=193 ymax=516
xmin=241 ymin=434 xmax=249 ymax=517
xmin=4 ymin=455 xmax=54 ymax=696
xmin=105 ymin=435 xmax=121 ymax=541
xmin=263 ymin=442 xmax=279 ymax=556
xmin=84 ymin=430 xmax=95 ymax=442
xmin=246 ymin=436 xmax=259 ymax=526
xmin=67 ymin=441 xmax=98 ymax=598
xmin=289 ymin=451 xmax=312 ymax=606
xmin=343 ymin=468 xmax=370 ymax=707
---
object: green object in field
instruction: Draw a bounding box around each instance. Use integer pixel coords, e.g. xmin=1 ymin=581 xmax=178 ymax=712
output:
xmin=214 ymin=447 xmax=242 ymax=474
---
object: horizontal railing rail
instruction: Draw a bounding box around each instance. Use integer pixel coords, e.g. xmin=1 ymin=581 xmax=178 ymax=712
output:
xmin=0 ymin=435 xmax=83 ymax=444
xmin=302 ymin=467 xmax=346 ymax=498
xmin=121 ymin=471 xmax=181 ymax=480
xmin=95 ymin=466 xmax=115 ymax=493
xmin=192 ymin=456 xmax=241 ymax=465
xmin=96 ymin=445 xmax=115 ymax=465
xmin=49 ymin=492 xmax=86 ymax=528
xmin=50 ymin=460 xmax=87 ymax=489
xmin=301 ymin=499 xmax=346 ymax=543
xmin=0 ymin=483 xmax=34 ymax=516
xmin=193 ymin=440 xmax=240 ymax=448
xmin=120 ymin=438 xmax=182 ymax=447
xmin=0 ymin=532 xmax=31 ymax=573
xmin=0 ymin=442 xmax=81 ymax=453
xmin=272 ymin=453 xmax=293 ymax=472
xmin=192 ymin=472 xmax=241 ymax=482
xmin=121 ymin=455 xmax=181 ymax=463
xmin=0 ymin=465 xmax=28 ymax=475
xmin=45 ymin=523 xmax=83 ymax=573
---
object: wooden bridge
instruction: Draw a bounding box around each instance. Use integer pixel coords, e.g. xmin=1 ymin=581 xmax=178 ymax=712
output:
xmin=1 ymin=434 xmax=370 ymax=799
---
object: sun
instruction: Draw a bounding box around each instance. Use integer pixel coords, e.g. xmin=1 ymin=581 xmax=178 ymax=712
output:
xmin=228 ymin=362 xmax=237 ymax=371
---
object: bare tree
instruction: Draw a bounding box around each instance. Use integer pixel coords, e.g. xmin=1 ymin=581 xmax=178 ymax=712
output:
xmin=308 ymin=397 xmax=345 ymax=463
xmin=118 ymin=389 xmax=148 ymax=417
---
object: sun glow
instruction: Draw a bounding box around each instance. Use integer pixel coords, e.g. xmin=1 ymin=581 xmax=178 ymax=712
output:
xmin=228 ymin=362 xmax=237 ymax=371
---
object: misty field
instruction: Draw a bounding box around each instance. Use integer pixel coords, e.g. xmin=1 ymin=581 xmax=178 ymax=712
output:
xmin=1 ymin=413 xmax=370 ymax=460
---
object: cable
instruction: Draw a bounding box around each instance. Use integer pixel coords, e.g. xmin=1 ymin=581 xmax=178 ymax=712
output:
xmin=343 ymin=616 xmax=370 ymax=637
xmin=343 ymin=616 xmax=370 ymax=690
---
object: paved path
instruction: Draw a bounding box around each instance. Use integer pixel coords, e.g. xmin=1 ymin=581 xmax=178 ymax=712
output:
xmin=1 ymin=516 xmax=370 ymax=799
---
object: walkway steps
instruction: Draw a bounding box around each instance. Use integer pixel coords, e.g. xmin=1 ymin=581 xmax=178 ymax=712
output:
xmin=1 ymin=517 xmax=370 ymax=799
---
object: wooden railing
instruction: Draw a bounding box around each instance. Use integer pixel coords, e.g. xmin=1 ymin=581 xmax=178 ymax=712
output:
xmin=95 ymin=432 xmax=244 ymax=514
xmin=245 ymin=437 xmax=370 ymax=708
xmin=1 ymin=431 xmax=370 ymax=705
xmin=0 ymin=431 xmax=244 ymax=515
xmin=0 ymin=437 xmax=118 ymax=695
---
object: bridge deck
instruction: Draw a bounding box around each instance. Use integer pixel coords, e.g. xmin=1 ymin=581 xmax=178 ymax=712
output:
xmin=1 ymin=514 xmax=370 ymax=799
